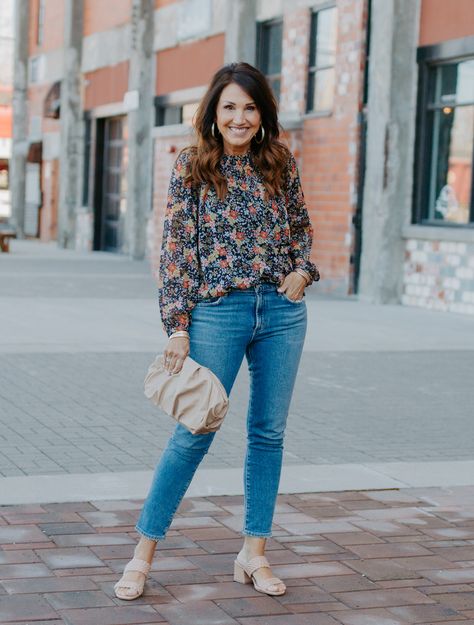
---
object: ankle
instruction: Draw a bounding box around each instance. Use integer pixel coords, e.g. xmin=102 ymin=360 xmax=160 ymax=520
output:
xmin=134 ymin=538 xmax=157 ymax=563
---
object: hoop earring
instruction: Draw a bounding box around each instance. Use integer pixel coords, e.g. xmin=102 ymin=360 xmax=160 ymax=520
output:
xmin=254 ymin=125 xmax=265 ymax=144
xmin=212 ymin=122 xmax=219 ymax=139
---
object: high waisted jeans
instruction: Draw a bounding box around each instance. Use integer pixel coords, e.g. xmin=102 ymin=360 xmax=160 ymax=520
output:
xmin=135 ymin=282 xmax=307 ymax=540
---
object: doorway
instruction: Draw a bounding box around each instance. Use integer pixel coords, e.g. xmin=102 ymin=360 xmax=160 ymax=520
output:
xmin=93 ymin=116 xmax=128 ymax=252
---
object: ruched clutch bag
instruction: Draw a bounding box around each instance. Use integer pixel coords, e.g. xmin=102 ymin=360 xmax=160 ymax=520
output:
xmin=144 ymin=354 xmax=229 ymax=434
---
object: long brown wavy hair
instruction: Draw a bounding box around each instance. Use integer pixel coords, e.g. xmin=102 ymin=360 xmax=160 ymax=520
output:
xmin=184 ymin=62 xmax=290 ymax=200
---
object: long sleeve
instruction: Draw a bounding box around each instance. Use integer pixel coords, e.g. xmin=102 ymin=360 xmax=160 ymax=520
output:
xmin=158 ymin=150 xmax=201 ymax=337
xmin=285 ymin=153 xmax=320 ymax=284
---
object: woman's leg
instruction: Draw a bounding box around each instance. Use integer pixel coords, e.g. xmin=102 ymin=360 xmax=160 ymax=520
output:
xmin=240 ymin=288 xmax=307 ymax=590
xmin=117 ymin=294 xmax=252 ymax=596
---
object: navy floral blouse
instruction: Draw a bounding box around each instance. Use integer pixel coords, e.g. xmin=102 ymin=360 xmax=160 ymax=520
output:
xmin=158 ymin=148 xmax=320 ymax=337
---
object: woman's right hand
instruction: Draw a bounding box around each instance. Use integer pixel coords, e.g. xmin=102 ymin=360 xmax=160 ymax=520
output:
xmin=163 ymin=337 xmax=190 ymax=374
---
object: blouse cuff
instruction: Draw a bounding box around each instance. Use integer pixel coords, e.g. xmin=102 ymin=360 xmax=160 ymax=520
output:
xmin=165 ymin=315 xmax=191 ymax=338
xmin=292 ymin=259 xmax=321 ymax=284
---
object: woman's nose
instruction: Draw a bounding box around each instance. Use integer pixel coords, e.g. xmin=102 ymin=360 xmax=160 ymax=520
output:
xmin=233 ymin=110 xmax=245 ymax=123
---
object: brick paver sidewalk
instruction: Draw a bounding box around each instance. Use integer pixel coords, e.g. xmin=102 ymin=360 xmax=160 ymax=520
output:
xmin=2 ymin=487 xmax=474 ymax=624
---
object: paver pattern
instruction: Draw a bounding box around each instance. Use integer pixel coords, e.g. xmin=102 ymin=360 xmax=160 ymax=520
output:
xmin=1 ymin=242 xmax=474 ymax=477
xmin=2 ymin=486 xmax=474 ymax=624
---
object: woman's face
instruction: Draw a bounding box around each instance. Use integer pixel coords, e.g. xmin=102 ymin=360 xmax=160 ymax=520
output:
xmin=215 ymin=82 xmax=262 ymax=155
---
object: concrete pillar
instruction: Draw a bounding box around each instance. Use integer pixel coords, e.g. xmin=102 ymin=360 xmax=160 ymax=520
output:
xmin=10 ymin=0 xmax=29 ymax=237
xmin=224 ymin=0 xmax=257 ymax=64
xmin=358 ymin=0 xmax=421 ymax=303
xmin=125 ymin=0 xmax=155 ymax=260
xmin=57 ymin=0 xmax=84 ymax=249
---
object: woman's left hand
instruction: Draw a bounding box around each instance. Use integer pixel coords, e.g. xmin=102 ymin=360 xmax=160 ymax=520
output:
xmin=277 ymin=272 xmax=307 ymax=302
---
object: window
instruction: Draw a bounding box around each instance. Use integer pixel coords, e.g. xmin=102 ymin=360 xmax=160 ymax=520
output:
xmin=307 ymin=5 xmax=338 ymax=113
xmin=29 ymin=56 xmax=44 ymax=84
xmin=155 ymin=100 xmax=200 ymax=127
xmin=414 ymin=44 xmax=474 ymax=226
xmin=257 ymin=19 xmax=283 ymax=101
xmin=37 ymin=0 xmax=45 ymax=46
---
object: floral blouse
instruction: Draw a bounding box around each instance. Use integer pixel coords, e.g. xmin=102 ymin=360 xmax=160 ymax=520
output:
xmin=158 ymin=148 xmax=320 ymax=337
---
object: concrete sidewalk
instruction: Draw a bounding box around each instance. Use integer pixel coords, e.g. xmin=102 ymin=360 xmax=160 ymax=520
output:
xmin=0 ymin=240 xmax=473 ymax=504
xmin=1 ymin=486 xmax=474 ymax=625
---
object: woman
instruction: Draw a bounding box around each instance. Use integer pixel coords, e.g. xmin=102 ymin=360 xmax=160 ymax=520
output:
xmin=114 ymin=62 xmax=319 ymax=601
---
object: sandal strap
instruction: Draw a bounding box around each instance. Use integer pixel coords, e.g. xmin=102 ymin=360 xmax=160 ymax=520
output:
xmin=261 ymin=576 xmax=284 ymax=587
xmin=123 ymin=557 xmax=151 ymax=575
xmin=114 ymin=580 xmax=141 ymax=592
xmin=241 ymin=555 xmax=270 ymax=576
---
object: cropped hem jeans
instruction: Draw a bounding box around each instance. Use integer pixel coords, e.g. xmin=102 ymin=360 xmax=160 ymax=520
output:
xmin=135 ymin=282 xmax=307 ymax=541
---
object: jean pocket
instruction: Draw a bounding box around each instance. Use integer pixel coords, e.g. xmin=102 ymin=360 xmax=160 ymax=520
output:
xmin=196 ymin=294 xmax=227 ymax=306
xmin=279 ymin=291 xmax=305 ymax=304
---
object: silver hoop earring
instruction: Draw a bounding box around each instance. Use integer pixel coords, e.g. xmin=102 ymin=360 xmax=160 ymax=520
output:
xmin=254 ymin=125 xmax=265 ymax=144
xmin=212 ymin=122 xmax=218 ymax=139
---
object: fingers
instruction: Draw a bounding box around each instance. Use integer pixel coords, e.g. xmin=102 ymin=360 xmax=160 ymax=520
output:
xmin=278 ymin=272 xmax=306 ymax=300
xmin=163 ymin=338 xmax=189 ymax=375
xmin=163 ymin=353 xmax=186 ymax=374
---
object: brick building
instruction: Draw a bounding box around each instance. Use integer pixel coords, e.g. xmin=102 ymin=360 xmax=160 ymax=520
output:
xmin=11 ymin=0 xmax=474 ymax=313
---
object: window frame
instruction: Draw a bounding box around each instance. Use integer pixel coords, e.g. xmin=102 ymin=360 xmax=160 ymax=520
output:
xmin=413 ymin=36 xmax=474 ymax=228
xmin=153 ymin=87 xmax=205 ymax=128
xmin=306 ymin=2 xmax=338 ymax=115
xmin=256 ymin=17 xmax=283 ymax=102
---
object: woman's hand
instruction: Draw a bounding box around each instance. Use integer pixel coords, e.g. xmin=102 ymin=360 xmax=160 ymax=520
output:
xmin=163 ymin=336 xmax=190 ymax=374
xmin=277 ymin=272 xmax=308 ymax=301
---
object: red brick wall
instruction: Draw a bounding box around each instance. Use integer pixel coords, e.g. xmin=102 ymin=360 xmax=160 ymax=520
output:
xmin=287 ymin=0 xmax=367 ymax=294
xmin=155 ymin=35 xmax=225 ymax=95
xmin=84 ymin=62 xmax=129 ymax=109
xmin=419 ymin=0 xmax=474 ymax=46
xmin=0 ymin=106 xmax=11 ymax=138
xmin=28 ymin=0 xmax=65 ymax=55
xmin=83 ymin=0 xmax=132 ymax=36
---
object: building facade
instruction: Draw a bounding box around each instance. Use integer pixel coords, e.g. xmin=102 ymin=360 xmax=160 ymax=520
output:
xmin=11 ymin=0 xmax=474 ymax=313
xmin=0 ymin=0 xmax=14 ymax=220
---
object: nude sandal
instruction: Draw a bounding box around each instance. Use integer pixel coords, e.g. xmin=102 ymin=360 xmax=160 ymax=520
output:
xmin=114 ymin=557 xmax=151 ymax=600
xmin=234 ymin=554 xmax=286 ymax=596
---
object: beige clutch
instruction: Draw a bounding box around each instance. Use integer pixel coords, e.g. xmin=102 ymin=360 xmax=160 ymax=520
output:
xmin=144 ymin=354 xmax=229 ymax=434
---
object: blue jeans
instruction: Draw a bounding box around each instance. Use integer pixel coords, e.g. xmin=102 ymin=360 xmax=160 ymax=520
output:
xmin=135 ymin=282 xmax=307 ymax=540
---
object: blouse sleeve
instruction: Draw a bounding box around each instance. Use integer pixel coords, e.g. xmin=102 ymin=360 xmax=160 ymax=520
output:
xmin=285 ymin=152 xmax=320 ymax=284
xmin=158 ymin=150 xmax=200 ymax=337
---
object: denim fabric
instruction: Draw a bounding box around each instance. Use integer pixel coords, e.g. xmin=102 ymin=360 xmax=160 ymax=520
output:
xmin=135 ymin=282 xmax=307 ymax=540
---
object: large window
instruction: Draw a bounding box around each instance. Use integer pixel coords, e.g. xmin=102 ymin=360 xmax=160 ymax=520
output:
xmin=414 ymin=43 xmax=474 ymax=226
xmin=307 ymin=5 xmax=338 ymax=113
xmin=257 ymin=19 xmax=283 ymax=101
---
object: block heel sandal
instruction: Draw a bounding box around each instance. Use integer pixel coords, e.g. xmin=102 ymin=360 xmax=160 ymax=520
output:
xmin=233 ymin=554 xmax=286 ymax=596
xmin=114 ymin=557 xmax=152 ymax=600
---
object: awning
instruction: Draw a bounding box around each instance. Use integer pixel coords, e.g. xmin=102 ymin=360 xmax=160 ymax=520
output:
xmin=43 ymin=81 xmax=61 ymax=119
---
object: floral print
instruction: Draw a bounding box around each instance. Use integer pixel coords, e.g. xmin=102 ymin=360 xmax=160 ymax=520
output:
xmin=158 ymin=148 xmax=320 ymax=337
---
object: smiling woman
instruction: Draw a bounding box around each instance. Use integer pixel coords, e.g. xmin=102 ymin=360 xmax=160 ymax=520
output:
xmin=114 ymin=62 xmax=320 ymax=603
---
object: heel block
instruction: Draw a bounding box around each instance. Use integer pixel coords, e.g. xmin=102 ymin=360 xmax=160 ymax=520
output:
xmin=233 ymin=560 xmax=251 ymax=584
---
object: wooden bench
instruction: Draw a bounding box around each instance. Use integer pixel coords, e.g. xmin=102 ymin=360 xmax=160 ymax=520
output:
xmin=0 ymin=229 xmax=16 ymax=253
